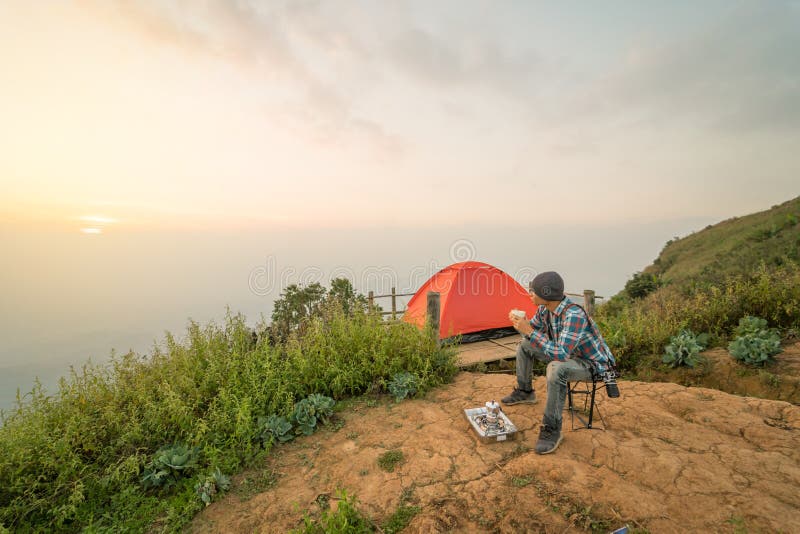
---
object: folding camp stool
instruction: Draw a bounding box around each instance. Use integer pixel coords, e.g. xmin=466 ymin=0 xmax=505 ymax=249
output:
xmin=566 ymin=376 xmax=606 ymax=431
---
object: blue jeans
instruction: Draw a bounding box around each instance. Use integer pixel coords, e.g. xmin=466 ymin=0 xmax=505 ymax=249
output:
xmin=515 ymin=340 xmax=593 ymax=430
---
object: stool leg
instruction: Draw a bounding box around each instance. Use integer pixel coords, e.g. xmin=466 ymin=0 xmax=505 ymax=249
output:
xmin=567 ymin=381 xmax=573 ymax=410
xmin=567 ymin=382 xmax=575 ymax=430
xmin=587 ymin=381 xmax=597 ymax=429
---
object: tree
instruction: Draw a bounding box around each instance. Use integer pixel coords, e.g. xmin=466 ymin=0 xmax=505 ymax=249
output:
xmin=624 ymin=272 xmax=661 ymax=300
xmin=326 ymin=277 xmax=368 ymax=315
xmin=270 ymin=283 xmax=327 ymax=341
xmin=268 ymin=278 xmax=371 ymax=342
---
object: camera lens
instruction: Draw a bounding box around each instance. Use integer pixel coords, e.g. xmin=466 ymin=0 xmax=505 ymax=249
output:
xmin=603 ymin=371 xmax=620 ymax=398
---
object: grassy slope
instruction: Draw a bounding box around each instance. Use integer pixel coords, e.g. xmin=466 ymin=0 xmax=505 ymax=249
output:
xmin=599 ymin=196 xmax=800 ymax=402
xmin=645 ymin=195 xmax=800 ymax=289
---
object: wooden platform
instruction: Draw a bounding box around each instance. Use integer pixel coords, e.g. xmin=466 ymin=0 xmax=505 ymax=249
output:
xmin=456 ymin=334 xmax=521 ymax=367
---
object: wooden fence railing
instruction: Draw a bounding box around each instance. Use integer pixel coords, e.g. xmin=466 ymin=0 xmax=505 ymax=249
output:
xmin=367 ymin=283 xmax=605 ymax=328
xmin=367 ymin=288 xmax=415 ymax=320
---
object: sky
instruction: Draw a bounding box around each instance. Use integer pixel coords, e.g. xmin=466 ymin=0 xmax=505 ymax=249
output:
xmin=1 ymin=1 xmax=799 ymax=408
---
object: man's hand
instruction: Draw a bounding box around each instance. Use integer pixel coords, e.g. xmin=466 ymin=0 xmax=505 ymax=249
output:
xmin=509 ymin=311 xmax=533 ymax=337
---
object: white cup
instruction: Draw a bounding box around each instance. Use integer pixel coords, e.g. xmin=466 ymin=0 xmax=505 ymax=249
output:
xmin=511 ymin=309 xmax=525 ymax=319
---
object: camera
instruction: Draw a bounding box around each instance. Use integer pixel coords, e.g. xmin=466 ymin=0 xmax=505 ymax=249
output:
xmin=602 ymin=369 xmax=620 ymax=398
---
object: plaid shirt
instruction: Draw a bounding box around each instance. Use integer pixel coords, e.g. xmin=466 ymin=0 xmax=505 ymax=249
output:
xmin=527 ymin=297 xmax=616 ymax=374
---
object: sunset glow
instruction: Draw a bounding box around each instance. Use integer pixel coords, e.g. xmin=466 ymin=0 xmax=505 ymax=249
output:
xmin=1 ymin=1 xmax=797 ymax=232
xmin=1 ymin=0 xmax=798 ymax=381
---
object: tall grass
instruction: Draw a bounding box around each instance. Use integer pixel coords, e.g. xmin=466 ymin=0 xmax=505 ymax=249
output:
xmin=0 ymin=304 xmax=457 ymax=532
xmin=597 ymin=262 xmax=800 ymax=372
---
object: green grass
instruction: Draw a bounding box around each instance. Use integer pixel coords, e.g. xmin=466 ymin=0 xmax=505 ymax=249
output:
xmin=376 ymin=450 xmax=405 ymax=473
xmin=0 ymin=303 xmax=457 ymax=532
xmin=292 ymin=489 xmax=375 ymax=534
xmin=382 ymin=504 xmax=420 ymax=533
xmin=648 ymin=196 xmax=800 ymax=288
xmin=511 ymin=476 xmax=532 ymax=488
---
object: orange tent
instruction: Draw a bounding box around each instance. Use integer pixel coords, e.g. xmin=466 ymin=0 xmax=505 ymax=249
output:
xmin=403 ymin=261 xmax=538 ymax=341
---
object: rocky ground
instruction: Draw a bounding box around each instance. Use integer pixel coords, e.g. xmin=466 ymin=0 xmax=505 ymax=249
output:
xmin=190 ymin=371 xmax=800 ymax=533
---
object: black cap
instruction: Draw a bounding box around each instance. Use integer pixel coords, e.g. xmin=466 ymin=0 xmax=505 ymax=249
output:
xmin=532 ymin=271 xmax=565 ymax=301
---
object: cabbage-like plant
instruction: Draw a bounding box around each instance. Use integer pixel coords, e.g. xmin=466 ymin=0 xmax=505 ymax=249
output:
xmin=663 ymin=330 xmax=708 ymax=368
xmin=388 ymin=372 xmax=419 ymax=401
xmin=141 ymin=443 xmax=199 ymax=489
xmin=306 ymin=393 xmax=335 ymax=424
xmin=195 ymin=468 xmax=231 ymax=506
xmin=292 ymin=398 xmax=319 ymax=435
xmin=257 ymin=414 xmax=294 ymax=444
xmin=728 ymin=316 xmax=782 ymax=365
xmin=290 ymin=394 xmax=336 ymax=435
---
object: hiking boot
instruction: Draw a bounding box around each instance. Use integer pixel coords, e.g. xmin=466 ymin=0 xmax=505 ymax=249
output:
xmin=501 ymin=388 xmax=537 ymax=406
xmin=535 ymin=425 xmax=563 ymax=455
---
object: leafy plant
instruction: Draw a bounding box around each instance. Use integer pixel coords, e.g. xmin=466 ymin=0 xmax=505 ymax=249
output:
xmin=195 ymin=468 xmax=231 ymax=506
xmin=306 ymin=393 xmax=335 ymax=424
xmin=292 ymin=399 xmax=318 ymax=436
xmin=292 ymin=489 xmax=374 ymax=534
xmin=662 ymin=330 xmax=709 ymax=368
xmin=290 ymin=394 xmax=335 ymax=436
xmin=728 ymin=316 xmax=782 ymax=365
xmin=258 ymin=414 xmax=294 ymax=444
xmin=388 ymin=372 xmax=419 ymax=401
xmin=141 ymin=443 xmax=199 ymax=489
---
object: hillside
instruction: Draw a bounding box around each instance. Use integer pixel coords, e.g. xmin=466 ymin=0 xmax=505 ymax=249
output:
xmin=643 ymin=196 xmax=800 ymax=289
xmin=593 ymin=196 xmax=800 ymax=396
xmin=191 ymin=372 xmax=800 ymax=533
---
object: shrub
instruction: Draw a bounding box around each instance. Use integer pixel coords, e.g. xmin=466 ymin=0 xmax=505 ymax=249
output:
xmin=663 ymin=330 xmax=708 ymax=368
xmin=728 ymin=316 xmax=782 ymax=365
xmin=624 ymin=272 xmax=661 ymax=299
xmin=387 ymin=372 xmax=419 ymax=401
xmin=0 ymin=303 xmax=457 ymax=532
xmin=596 ymin=261 xmax=800 ymax=373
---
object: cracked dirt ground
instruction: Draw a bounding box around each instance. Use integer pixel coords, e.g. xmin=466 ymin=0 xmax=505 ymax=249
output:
xmin=191 ymin=373 xmax=800 ymax=533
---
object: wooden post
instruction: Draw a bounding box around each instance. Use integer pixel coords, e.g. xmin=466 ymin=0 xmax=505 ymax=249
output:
xmin=368 ymin=290 xmax=374 ymax=313
xmin=391 ymin=286 xmax=397 ymax=320
xmin=583 ymin=289 xmax=596 ymax=316
xmin=426 ymin=291 xmax=440 ymax=343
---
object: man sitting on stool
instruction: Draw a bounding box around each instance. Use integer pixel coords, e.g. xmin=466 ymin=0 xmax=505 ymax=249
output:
xmin=502 ymin=271 xmax=616 ymax=455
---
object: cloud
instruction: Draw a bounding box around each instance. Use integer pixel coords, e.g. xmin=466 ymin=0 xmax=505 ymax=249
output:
xmin=81 ymin=0 xmax=402 ymax=156
xmin=385 ymin=26 xmax=547 ymax=101
xmin=561 ymin=2 xmax=800 ymax=134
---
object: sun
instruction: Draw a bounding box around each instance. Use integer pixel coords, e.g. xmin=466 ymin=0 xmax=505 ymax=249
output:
xmin=77 ymin=214 xmax=118 ymax=234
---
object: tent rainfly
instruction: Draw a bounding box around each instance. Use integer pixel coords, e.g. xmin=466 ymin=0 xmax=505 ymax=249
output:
xmin=403 ymin=261 xmax=538 ymax=342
